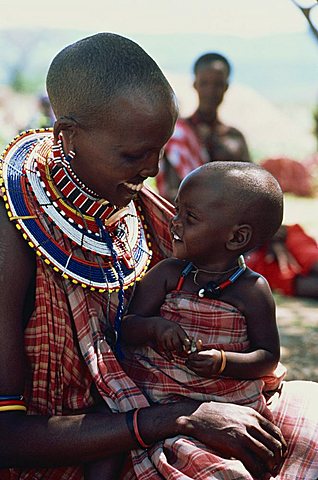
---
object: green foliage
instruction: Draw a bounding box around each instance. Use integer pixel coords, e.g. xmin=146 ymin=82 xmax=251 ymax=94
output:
xmin=10 ymin=68 xmax=42 ymax=94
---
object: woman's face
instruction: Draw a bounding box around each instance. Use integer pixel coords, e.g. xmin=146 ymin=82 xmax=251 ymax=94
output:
xmin=68 ymin=92 xmax=178 ymax=207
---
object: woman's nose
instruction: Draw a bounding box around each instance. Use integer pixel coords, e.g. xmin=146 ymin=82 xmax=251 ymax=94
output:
xmin=139 ymin=152 xmax=160 ymax=178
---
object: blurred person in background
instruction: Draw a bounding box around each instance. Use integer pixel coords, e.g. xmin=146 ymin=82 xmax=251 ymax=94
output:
xmin=27 ymin=94 xmax=55 ymax=129
xmin=156 ymin=52 xmax=251 ymax=202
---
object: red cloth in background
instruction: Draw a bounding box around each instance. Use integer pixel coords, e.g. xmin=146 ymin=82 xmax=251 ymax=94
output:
xmin=156 ymin=119 xmax=207 ymax=197
xmin=247 ymin=224 xmax=318 ymax=295
xmin=261 ymin=157 xmax=313 ymax=197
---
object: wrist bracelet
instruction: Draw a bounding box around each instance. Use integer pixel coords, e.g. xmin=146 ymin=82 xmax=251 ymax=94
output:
xmin=0 ymin=395 xmax=27 ymax=413
xmin=133 ymin=408 xmax=151 ymax=448
xmin=125 ymin=408 xmax=151 ymax=449
xmin=217 ymin=349 xmax=227 ymax=375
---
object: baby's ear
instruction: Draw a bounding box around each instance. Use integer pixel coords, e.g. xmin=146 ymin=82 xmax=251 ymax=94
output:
xmin=226 ymin=224 xmax=252 ymax=251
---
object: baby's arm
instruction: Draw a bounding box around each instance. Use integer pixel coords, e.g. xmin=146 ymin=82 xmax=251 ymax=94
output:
xmin=186 ymin=273 xmax=280 ymax=379
xmin=121 ymin=259 xmax=190 ymax=357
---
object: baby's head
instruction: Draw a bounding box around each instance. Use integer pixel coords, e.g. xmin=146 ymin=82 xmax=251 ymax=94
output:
xmin=176 ymin=162 xmax=283 ymax=257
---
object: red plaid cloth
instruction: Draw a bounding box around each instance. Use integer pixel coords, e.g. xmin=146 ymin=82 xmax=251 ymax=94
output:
xmin=123 ymin=292 xmax=286 ymax=417
xmin=7 ymin=185 xmax=176 ymax=480
xmin=156 ymin=119 xmax=208 ymax=197
xmin=122 ymin=292 xmax=318 ymax=479
xmin=3 ymin=134 xmax=318 ymax=479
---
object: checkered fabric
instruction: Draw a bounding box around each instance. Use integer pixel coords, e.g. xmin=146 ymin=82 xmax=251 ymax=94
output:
xmin=3 ymin=133 xmax=318 ymax=479
xmin=123 ymin=291 xmax=286 ymax=416
xmin=156 ymin=119 xmax=208 ymax=197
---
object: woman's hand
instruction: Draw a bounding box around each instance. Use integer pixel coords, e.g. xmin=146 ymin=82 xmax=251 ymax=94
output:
xmin=180 ymin=401 xmax=287 ymax=479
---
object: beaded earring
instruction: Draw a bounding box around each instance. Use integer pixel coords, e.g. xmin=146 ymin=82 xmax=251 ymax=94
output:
xmin=65 ymin=149 xmax=76 ymax=163
xmin=56 ymin=137 xmax=75 ymax=164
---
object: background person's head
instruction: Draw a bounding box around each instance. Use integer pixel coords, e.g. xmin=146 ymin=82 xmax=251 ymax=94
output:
xmin=193 ymin=52 xmax=231 ymax=117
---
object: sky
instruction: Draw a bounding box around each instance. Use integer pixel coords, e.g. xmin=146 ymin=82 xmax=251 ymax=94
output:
xmin=0 ymin=0 xmax=316 ymax=160
xmin=0 ymin=0 xmax=309 ymax=38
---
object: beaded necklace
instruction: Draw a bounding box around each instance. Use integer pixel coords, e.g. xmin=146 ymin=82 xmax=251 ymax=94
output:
xmin=0 ymin=129 xmax=152 ymax=293
xmin=197 ymin=255 xmax=246 ymax=298
xmin=176 ymin=255 xmax=246 ymax=298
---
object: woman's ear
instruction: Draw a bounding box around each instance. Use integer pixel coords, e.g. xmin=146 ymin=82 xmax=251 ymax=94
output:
xmin=226 ymin=224 xmax=252 ymax=251
xmin=53 ymin=116 xmax=79 ymax=147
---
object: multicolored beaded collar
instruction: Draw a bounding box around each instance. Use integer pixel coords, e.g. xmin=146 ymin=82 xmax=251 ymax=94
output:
xmin=0 ymin=129 xmax=152 ymax=292
xmin=176 ymin=255 xmax=246 ymax=298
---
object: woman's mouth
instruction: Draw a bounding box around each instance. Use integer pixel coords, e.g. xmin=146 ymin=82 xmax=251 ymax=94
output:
xmin=123 ymin=181 xmax=144 ymax=193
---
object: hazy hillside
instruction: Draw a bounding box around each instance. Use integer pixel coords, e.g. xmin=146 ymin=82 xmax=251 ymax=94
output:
xmin=0 ymin=28 xmax=317 ymax=159
xmin=0 ymin=28 xmax=317 ymax=103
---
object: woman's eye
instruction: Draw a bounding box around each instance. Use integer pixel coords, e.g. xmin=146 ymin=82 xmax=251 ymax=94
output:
xmin=187 ymin=211 xmax=197 ymax=220
xmin=125 ymin=154 xmax=141 ymax=161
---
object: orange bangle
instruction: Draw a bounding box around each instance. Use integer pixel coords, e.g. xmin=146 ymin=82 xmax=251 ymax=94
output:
xmin=217 ymin=349 xmax=227 ymax=375
xmin=133 ymin=408 xmax=151 ymax=449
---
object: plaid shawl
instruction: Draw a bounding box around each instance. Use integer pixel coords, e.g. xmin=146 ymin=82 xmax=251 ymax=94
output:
xmin=7 ymin=185 xmax=176 ymax=480
xmin=122 ymin=292 xmax=318 ymax=479
xmin=123 ymin=291 xmax=286 ymax=416
xmin=3 ymin=135 xmax=318 ymax=479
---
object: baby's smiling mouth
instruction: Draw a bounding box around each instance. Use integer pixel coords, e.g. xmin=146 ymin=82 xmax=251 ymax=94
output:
xmin=172 ymin=231 xmax=182 ymax=241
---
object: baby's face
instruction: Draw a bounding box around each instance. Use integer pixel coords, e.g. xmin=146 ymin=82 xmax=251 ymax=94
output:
xmin=170 ymin=175 xmax=236 ymax=268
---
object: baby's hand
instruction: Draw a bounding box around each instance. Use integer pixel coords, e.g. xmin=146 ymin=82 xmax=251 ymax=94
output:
xmin=185 ymin=348 xmax=224 ymax=377
xmin=150 ymin=318 xmax=189 ymax=360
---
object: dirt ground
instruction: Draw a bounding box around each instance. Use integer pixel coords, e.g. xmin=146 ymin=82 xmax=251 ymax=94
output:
xmin=275 ymin=294 xmax=318 ymax=381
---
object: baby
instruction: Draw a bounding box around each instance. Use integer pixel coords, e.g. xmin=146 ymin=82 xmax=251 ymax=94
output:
xmin=121 ymin=161 xmax=286 ymax=416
